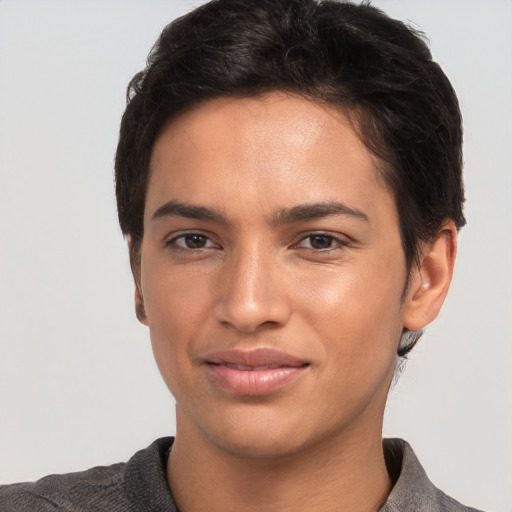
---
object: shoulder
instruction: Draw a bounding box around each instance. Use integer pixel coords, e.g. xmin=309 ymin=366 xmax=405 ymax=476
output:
xmin=381 ymin=438 xmax=485 ymax=512
xmin=0 ymin=437 xmax=176 ymax=512
xmin=0 ymin=461 xmax=126 ymax=511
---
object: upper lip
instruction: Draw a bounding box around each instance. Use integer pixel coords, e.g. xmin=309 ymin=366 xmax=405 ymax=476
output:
xmin=203 ymin=348 xmax=308 ymax=369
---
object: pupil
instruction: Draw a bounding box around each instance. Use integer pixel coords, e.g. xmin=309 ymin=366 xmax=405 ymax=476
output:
xmin=186 ymin=235 xmax=206 ymax=248
xmin=311 ymin=235 xmax=332 ymax=249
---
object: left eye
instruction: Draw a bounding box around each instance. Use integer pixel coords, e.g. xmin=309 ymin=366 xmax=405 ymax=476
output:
xmin=296 ymin=234 xmax=345 ymax=250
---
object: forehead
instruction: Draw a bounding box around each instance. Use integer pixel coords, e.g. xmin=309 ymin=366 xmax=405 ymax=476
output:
xmin=146 ymin=93 xmax=396 ymax=225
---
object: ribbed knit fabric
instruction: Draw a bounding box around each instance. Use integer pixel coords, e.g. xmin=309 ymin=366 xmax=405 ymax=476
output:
xmin=0 ymin=438 xmax=483 ymax=511
xmin=379 ymin=440 xmax=483 ymax=512
xmin=0 ymin=438 xmax=176 ymax=512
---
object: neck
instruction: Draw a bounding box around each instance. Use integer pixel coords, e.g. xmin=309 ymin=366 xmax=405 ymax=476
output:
xmin=167 ymin=415 xmax=392 ymax=512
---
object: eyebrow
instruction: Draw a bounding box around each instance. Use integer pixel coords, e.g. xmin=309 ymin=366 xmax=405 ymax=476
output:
xmin=151 ymin=200 xmax=369 ymax=225
xmin=151 ymin=201 xmax=227 ymax=223
xmin=270 ymin=201 xmax=369 ymax=225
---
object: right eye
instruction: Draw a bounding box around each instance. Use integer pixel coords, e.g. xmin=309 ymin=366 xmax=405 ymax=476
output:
xmin=167 ymin=233 xmax=217 ymax=250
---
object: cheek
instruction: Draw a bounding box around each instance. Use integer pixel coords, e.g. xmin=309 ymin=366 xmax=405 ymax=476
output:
xmin=293 ymin=257 xmax=405 ymax=362
xmin=143 ymin=260 xmax=214 ymax=329
xmin=140 ymin=262 xmax=216 ymax=391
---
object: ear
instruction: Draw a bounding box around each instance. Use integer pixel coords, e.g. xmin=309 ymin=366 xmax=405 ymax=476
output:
xmin=403 ymin=220 xmax=457 ymax=331
xmin=127 ymin=235 xmax=148 ymax=326
xmin=134 ymin=283 xmax=148 ymax=326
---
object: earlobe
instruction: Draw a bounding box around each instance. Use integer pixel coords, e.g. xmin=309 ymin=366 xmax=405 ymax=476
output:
xmin=403 ymin=220 xmax=457 ymax=331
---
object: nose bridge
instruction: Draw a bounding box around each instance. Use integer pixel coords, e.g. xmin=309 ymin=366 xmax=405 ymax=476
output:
xmin=213 ymin=239 xmax=291 ymax=332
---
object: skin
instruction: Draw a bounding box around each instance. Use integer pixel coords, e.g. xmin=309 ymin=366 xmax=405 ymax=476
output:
xmin=133 ymin=93 xmax=456 ymax=512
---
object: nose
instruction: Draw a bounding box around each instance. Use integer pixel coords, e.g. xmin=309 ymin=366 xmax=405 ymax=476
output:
xmin=212 ymin=245 xmax=292 ymax=333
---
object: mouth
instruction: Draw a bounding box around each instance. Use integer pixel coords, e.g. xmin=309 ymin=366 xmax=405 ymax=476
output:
xmin=223 ymin=363 xmax=293 ymax=371
xmin=204 ymin=348 xmax=310 ymax=395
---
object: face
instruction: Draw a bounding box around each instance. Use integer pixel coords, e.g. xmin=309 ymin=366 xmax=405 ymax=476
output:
xmin=137 ymin=93 xmax=411 ymax=459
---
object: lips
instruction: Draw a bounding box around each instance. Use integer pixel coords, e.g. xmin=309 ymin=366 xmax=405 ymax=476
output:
xmin=225 ymin=363 xmax=284 ymax=371
xmin=204 ymin=348 xmax=309 ymax=395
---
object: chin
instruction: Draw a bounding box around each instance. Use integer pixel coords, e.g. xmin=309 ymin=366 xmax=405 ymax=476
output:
xmin=207 ymin=428 xmax=309 ymax=461
xmin=180 ymin=401 xmax=316 ymax=461
xmin=206 ymin=407 xmax=350 ymax=462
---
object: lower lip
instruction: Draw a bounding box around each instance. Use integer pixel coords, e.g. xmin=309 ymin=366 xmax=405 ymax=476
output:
xmin=206 ymin=364 xmax=308 ymax=395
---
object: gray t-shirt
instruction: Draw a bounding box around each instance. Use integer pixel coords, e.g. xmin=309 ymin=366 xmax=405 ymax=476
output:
xmin=0 ymin=437 xmax=483 ymax=511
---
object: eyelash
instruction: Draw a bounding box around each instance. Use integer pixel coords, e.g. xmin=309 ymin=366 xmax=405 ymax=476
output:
xmin=165 ymin=231 xmax=350 ymax=253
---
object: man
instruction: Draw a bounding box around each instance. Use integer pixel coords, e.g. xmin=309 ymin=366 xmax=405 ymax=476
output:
xmin=0 ymin=0 xmax=487 ymax=510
